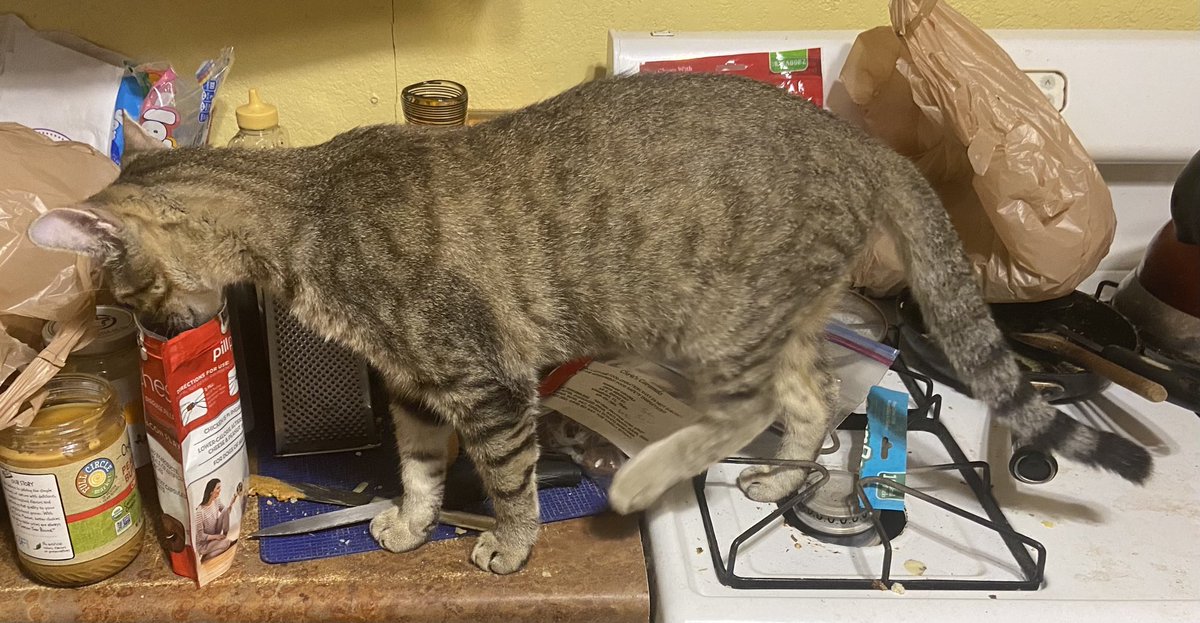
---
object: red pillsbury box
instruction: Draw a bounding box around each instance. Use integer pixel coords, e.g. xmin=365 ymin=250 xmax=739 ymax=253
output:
xmin=638 ymin=48 xmax=824 ymax=107
xmin=136 ymin=304 xmax=249 ymax=586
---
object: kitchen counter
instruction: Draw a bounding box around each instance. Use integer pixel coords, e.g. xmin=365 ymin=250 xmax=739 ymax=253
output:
xmin=0 ymin=476 xmax=650 ymax=623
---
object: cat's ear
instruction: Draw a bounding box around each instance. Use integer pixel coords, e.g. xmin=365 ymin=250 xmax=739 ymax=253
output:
xmin=121 ymin=112 xmax=168 ymax=162
xmin=27 ymin=206 xmax=124 ymax=258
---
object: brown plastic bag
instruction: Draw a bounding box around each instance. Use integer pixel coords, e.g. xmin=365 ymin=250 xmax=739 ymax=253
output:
xmin=834 ymin=0 xmax=1116 ymax=302
xmin=0 ymin=123 xmax=119 ymax=427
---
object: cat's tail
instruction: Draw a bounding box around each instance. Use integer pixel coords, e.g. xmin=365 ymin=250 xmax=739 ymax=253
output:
xmin=876 ymin=165 xmax=1152 ymax=484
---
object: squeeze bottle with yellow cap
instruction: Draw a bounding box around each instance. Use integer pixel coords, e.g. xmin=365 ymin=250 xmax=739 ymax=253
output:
xmin=227 ymin=88 xmax=290 ymax=149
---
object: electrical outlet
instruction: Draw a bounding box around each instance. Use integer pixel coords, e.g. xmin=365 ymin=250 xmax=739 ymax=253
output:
xmin=1025 ymin=70 xmax=1067 ymax=111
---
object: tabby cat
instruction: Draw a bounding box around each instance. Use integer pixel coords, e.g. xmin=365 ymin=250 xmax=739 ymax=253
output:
xmin=28 ymin=72 xmax=1150 ymax=574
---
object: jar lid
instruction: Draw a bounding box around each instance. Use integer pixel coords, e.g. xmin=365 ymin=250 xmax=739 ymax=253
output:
xmin=236 ymin=88 xmax=279 ymax=131
xmin=44 ymin=306 xmax=137 ymax=356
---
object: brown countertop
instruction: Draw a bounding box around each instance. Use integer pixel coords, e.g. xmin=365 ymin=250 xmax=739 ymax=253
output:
xmin=0 ymin=482 xmax=650 ymax=623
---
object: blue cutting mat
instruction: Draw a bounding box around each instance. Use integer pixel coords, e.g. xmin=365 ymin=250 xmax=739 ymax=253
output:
xmin=255 ymin=443 xmax=610 ymax=564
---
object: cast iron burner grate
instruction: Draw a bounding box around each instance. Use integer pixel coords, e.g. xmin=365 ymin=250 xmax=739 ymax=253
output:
xmin=692 ymin=358 xmax=1047 ymax=591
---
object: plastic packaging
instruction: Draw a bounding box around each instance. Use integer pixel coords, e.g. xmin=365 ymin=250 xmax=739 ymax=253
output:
xmin=537 ymin=293 xmax=898 ymax=476
xmin=135 ymin=47 xmax=234 ymax=149
xmin=0 ymin=124 xmax=119 ymax=431
xmin=836 ymin=0 xmax=1115 ymax=302
xmin=824 ymin=320 xmax=899 ymax=428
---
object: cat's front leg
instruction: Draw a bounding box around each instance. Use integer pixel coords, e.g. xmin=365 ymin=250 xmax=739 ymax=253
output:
xmin=451 ymin=380 xmax=542 ymax=575
xmin=370 ymin=395 xmax=453 ymax=553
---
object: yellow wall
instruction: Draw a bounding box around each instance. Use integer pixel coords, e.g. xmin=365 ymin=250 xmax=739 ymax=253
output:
xmin=8 ymin=0 xmax=1198 ymax=146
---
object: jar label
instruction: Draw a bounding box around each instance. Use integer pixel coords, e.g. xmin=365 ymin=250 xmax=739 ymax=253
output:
xmin=109 ymin=373 xmax=150 ymax=469
xmin=0 ymin=434 xmax=142 ymax=565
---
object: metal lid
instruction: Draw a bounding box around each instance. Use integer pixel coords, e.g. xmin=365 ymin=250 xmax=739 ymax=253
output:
xmin=43 ymin=305 xmax=137 ymax=357
xmin=793 ymin=469 xmax=873 ymax=537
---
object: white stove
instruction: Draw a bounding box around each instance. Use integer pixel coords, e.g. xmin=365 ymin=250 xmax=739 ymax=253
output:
xmin=611 ymin=27 xmax=1200 ymax=623
xmin=644 ymin=367 xmax=1200 ymax=622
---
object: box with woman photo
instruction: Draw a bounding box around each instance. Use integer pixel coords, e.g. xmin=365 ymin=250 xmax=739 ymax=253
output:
xmin=138 ymin=303 xmax=249 ymax=587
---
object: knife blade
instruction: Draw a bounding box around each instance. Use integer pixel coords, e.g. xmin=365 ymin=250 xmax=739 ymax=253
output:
xmin=248 ymin=454 xmax=583 ymax=539
xmin=285 ymin=481 xmax=377 ymax=507
xmin=248 ymin=500 xmax=497 ymax=538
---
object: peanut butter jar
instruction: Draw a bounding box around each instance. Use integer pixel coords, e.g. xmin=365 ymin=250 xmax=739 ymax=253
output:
xmin=0 ymin=374 xmax=145 ymax=586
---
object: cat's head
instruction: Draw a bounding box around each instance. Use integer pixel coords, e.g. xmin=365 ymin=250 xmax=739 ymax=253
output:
xmin=26 ymin=120 xmax=225 ymax=332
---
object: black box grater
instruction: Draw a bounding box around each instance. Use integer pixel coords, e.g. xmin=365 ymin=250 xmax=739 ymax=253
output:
xmin=228 ymin=285 xmax=383 ymax=456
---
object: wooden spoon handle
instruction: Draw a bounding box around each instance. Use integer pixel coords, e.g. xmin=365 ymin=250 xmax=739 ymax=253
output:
xmin=1013 ymin=333 xmax=1168 ymax=402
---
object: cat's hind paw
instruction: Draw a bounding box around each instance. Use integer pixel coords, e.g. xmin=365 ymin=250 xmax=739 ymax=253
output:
xmin=470 ymin=530 xmax=533 ymax=575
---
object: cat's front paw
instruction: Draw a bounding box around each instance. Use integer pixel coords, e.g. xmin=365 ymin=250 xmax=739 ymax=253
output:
xmin=369 ymin=502 xmax=433 ymax=553
xmin=737 ymin=465 xmax=808 ymax=503
xmin=470 ymin=530 xmax=533 ymax=575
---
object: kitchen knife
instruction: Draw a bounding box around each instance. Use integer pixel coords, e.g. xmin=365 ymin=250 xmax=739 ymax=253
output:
xmin=248 ymin=454 xmax=585 ymax=538
xmin=248 ymin=500 xmax=497 ymax=537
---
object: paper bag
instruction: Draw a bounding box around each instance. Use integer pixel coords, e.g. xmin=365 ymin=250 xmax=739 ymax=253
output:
xmin=0 ymin=123 xmax=119 ymax=428
xmin=835 ymin=0 xmax=1116 ymax=302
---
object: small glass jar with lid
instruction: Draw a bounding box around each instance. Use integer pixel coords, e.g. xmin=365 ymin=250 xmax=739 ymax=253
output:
xmin=0 ymin=374 xmax=145 ymax=586
xmin=402 ymin=80 xmax=469 ymax=127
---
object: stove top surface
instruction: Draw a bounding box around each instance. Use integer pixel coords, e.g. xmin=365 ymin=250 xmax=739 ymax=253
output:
xmin=645 ymin=371 xmax=1200 ymax=622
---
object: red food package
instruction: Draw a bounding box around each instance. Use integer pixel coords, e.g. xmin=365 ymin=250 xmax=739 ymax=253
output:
xmin=137 ymin=304 xmax=249 ymax=586
xmin=639 ymin=48 xmax=824 ymax=107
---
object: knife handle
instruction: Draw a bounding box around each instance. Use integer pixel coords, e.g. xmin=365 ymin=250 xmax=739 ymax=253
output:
xmin=533 ymin=454 xmax=584 ymax=489
xmin=1101 ymin=346 xmax=1200 ymax=409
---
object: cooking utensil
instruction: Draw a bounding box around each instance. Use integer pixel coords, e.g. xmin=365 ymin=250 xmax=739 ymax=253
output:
xmin=1011 ymin=332 xmax=1167 ymax=402
xmin=276 ymin=480 xmax=377 ymax=506
xmin=250 ymin=500 xmax=497 ymax=537
xmin=1050 ymin=322 xmax=1200 ymax=412
xmin=896 ymin=291 xmax=1107 ymax=404
xmin=249 ymin=454 xmax=585 ymax=539
xmin=901 ymin=288 xmax=1200 ymax=411
xmin=1110 ymin=147 xmax=1200 ymax=366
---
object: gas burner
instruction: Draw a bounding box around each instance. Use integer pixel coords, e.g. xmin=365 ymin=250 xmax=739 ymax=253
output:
xmin=693 ymin=361 xmax=1045 ymax=591
xmin=787 ymin=470 xmax=873 ymax=539
xmin=783 ymin=469 xmax=907 ymax=547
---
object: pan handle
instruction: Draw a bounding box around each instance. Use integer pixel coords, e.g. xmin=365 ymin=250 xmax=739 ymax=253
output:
xmin=1093 ymin=280 xmax=1121 ymax=302
xmin=1030 ymin=381 xmax=1067 ymax=403
xmin=1100 ymin=346 xmax=1200 ymax=411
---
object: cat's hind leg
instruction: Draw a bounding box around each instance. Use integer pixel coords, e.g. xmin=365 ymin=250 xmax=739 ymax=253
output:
xmin=370 ymin=396 xmax=454 ymax=553
xmin=451 ymin=379 xmax=542 ymax=575
xmin=608 ymin=337 xmax=785 ymax=514
xmin=737 ymin=288 xmax=843 ymax=502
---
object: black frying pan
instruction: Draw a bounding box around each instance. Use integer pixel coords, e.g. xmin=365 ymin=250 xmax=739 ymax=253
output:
xmin=900 ymin=290 xmax=1200 ymax=411
xmin=897 ymin=291 xmax=1108 ymax=403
